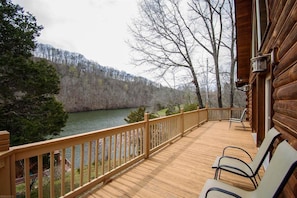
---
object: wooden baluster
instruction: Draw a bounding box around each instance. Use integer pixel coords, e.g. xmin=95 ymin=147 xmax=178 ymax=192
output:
xmin=80 ymin=144 xmax=84 ymax=186
xmin=71 ymin=146 xmax=75 ymax=191
xmin=95 ymin=139 xmax=99 ymax=177
xmin=50 ymin=151 xmax=55 ymax=198
xmin=38 ymin=155 xmax=43 ymax=197
xmin=88 ymin=141 xmax=92 ymax=182
xmin=61 ymin=149 xmax=65 ymax=196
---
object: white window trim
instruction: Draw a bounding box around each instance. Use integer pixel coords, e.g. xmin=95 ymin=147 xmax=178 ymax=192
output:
xmin=256 ymin=0 xmax=262 ymax=49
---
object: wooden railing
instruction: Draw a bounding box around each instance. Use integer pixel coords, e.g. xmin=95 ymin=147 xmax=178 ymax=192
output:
xmin=0 ymin=108 xmax=243 ymax=197
xmin=207 ymin=107 xmax=244 ymax=121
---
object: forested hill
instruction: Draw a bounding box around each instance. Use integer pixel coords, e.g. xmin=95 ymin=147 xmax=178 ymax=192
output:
xmin=34 ymin=44 xmax=189 ymax=112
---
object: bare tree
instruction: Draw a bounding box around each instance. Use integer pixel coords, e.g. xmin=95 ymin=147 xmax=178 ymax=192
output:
xmin=223 ymin=0 xmax=237 ymax=108
xmin=129 ymin=0 xmax=204 ymax=108
xmin=186 ymin=0 xmax=226 ymax=108
xmin=129 ymin=0 xmax=236 ymax=108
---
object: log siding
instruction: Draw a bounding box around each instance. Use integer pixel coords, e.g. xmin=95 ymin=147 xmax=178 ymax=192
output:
xmin=236 ymin=0 xmax=297 ymax=196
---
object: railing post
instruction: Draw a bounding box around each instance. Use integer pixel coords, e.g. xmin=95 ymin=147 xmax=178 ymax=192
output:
xmin=181 ymin=108 xmax=184 ymax=137
xmin=144 ymin=113 xmax=150 ymax=159
xmin=0 ymin=131 xmax=12 ymax=196
xmin=197 ymin=107 xmax=200 ymax=126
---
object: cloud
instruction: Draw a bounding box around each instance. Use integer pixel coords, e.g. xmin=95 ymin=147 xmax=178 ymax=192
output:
xmin=12 ymin=0 xmax=145 ymax=77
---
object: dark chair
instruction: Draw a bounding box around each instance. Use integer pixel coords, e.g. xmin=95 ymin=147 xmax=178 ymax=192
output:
xmin=200 ymin=140 xmax=297 ymax=198
xmin=212 ymin=127 xmax=280 ymax=188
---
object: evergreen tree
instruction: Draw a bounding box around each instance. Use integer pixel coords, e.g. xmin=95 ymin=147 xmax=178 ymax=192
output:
xmin=124 ymin=107 xmax=147 ymax=123
xmin=124 ymin=107 xmax=158 ymax=123
xmin=0 ymin=0 xmax=68 ymax=146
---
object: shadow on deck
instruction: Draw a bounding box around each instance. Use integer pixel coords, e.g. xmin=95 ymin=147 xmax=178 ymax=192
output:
xmin=83 ymin=121 xmax=262 ymax=197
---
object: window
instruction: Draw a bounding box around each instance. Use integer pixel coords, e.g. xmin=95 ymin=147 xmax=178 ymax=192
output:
xmin=255 ymin=0 xmax=270 ymax=50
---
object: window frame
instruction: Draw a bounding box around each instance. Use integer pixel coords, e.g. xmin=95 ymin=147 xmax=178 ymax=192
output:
xmin=255 ymin=0 xmax=271 ymax=51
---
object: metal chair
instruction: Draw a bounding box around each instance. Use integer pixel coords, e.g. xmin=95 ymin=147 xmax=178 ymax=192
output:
xmin=229 ymin=108 xmax=247 ymax=130
xmin=212 ymin=127 xmax=280 ymax=188
xmin=200 ymin=140 xmax=297 ymax=198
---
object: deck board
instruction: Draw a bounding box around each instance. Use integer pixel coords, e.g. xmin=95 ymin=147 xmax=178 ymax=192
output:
xmin=83 ymin=121 xmax=263 ymax=197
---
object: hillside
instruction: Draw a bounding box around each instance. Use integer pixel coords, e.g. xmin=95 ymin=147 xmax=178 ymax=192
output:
xmin=34 ymin=44 xmax=191 ymax=112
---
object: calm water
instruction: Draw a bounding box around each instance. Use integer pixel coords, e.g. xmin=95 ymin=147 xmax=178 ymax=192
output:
xmin=53 ymin=108 xmax=135 ymax=168
xmin=58 ymin=108 xmax=135 ymax=138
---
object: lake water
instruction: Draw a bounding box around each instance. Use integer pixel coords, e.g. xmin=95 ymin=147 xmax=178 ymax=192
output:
xmin=54 ymin=108 xmax=135 ymax=168
xmin=59 ymin=108 xmax=135 ymax=138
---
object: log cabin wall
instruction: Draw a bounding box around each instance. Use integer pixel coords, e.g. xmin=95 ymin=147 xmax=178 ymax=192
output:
xmin=248 ymin=0 xmax=297 ymax=196
xmin=270 ymin=0 xmax=297 ymax=144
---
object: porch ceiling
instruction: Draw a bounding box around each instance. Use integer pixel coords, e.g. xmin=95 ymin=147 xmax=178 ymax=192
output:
xmin=235 ymin=0 xmax=252 ymax=86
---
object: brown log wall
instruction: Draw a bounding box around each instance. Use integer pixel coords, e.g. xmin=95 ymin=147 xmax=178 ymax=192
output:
xmin=271 ymin=0 xmax=297 ymax=141
xmin=264 ymin=0 xmax=297 ymax=196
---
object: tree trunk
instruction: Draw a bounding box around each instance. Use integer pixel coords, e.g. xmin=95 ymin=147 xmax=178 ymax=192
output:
xmin=190 ymin=67 xmax=204 ymax=108
xmin=214 ymin=56 xmax=223 ymax=108
xmin=230 ymin=63 xmax=235 ymax=108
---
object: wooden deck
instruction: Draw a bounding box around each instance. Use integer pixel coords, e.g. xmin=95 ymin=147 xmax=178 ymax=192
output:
xmin=83 ymin=121 xmax=263 ymax=197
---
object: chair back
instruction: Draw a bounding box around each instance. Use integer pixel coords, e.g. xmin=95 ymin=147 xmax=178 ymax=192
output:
xmin=239 ymin=108 xmax=247 ymax=121
xmin=250 ymin=127 xmax=280 ymax=174
xmin=255 ymin=140 xmax=297 ymax=197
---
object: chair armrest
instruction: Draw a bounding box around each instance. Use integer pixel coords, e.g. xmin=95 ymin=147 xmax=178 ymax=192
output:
xmin=222 ymin=146 xmax=253 ymax=161
xmin=205 ymin=187 xmax=241 ymax=198
xmin=229 ymin=118 xmax=241 ymax=121
xmin=216 ymin=156 xmax=255 ymax=178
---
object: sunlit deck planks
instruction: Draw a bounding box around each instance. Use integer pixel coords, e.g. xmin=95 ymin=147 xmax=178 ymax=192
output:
xmin=83 ymin=121 xmax=263 ymax=197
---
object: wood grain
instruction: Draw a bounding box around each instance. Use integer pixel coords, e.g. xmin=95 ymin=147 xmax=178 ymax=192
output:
xmin=83 ymin=121 xmax=263 ymax=197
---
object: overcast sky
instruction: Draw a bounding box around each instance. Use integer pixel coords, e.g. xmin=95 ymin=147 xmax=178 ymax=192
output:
xmin=12 ymin=0 xmax=146 ymax=77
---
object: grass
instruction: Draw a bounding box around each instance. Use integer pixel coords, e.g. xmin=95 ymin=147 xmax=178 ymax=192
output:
xmin=16 ymin=157 xmax=130 ymax=197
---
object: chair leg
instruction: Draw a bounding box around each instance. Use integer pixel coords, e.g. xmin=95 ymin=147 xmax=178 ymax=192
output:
xmin=257 ymin=173 xmax=261 ymax=182
xmin=241 ymin=122 xmax=245 ymax=130
xmin=214 ymin=168 xmax=221 ymax=180
xmin=250 ymin=177 xmax=258 ymax=189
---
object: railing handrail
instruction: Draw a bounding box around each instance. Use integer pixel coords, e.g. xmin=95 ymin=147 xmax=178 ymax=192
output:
xmin=0 ymin=108 xmax=241 ymax=156
xmin=5 ymin=121 xmax=145 ymax=161
xmin=0 ymin=108 xmax=238 ymax=197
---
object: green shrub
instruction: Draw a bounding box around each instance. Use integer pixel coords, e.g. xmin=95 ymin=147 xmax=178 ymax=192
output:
xmin=183 ymin=103 xmax=198 ymax=112
xmin=124 ymin=107 xmax=158 ymax=123
xmin=165 ymin=104 xmax=180 ymax=116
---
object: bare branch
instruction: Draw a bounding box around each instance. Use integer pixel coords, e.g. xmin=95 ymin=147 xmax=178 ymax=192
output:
xmin=129 ymin=0 xmax=205 ymax=107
